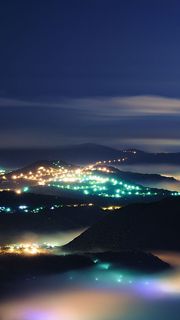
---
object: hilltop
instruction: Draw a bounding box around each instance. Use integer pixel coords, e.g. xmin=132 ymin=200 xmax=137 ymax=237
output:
xmin=64 ymin=197 xmax=180 ymax=252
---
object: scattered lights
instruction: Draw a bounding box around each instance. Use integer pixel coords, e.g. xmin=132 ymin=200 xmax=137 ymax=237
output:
xmin=171 ymin=192 xmax=180 ymax=196
xmin=0 ymin=202 xmax=95 ymax=214
xmin=94 ymin=153 xmax=136 ymax=166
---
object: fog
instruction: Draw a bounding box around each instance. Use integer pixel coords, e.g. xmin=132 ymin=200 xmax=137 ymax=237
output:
xmin=0 ymin=252 xmax=180 ymax=320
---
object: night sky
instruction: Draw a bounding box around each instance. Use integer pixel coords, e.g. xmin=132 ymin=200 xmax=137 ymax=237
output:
xmin=0 ymin=0 xmax=180 ymax=151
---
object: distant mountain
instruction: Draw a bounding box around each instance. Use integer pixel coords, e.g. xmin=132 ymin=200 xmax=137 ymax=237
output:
xmin=123 ymin=149 xmax=180 ymax=164
xmin=0 ymin=143 xmax=180 ymax=167
xmin=1 ymin=161 xmax=175 ymax=203
xmin=109 ymin=167 xmax=180 ymax=190
xmin=64 ymin=197 xmax=180 ymax=252
xmin=0 ymin=144 xmax=120 ymax=167
xmin=114 ymin=169 xmax=178 ymax=183
xmin=4 ymin=160 xmax=179 ymax=187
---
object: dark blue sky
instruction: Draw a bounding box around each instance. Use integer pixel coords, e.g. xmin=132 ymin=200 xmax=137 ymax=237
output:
xmin=0 ymin=0 xmax=180 ymax=151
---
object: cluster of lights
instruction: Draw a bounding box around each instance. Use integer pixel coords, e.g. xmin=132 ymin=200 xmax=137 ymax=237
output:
xmin=1 ymin=164 xmax=139 ymax=198
xmin=50 ymin=174 xmax=159 ymax=198
xmin=101 ymin=205 xmax=122 ymax=211
xmin=3 ymin=164 xmax=92 ymax=186
xmin=0 ymin=242 xmax=57 ymax=255
xmin=0 ymin=168 xmax=6 ymax=176
xmin=1 ymin=162 xmax=180 ymax=199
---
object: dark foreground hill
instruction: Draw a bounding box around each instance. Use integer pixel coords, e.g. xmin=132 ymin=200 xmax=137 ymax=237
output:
xmin=0 ymin=254 xmax=93 ymax=282
xmin=0 ymin=254 xmax=93 ymax=297
xmin=0 ymin=191 xmax=107 ymax=243
xmin=64 ymin=197 xmax=180 ymax=252
xmin=91 ymin=251 xmax=171 ymax=273
xmin=0 ymin=251 xmax=169 ymax=283
xmin=0 ymin=205 xmax=105 ymax=235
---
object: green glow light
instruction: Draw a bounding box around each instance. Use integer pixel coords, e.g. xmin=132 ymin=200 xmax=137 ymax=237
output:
xmin=99 ymin=263 xmax=111 ymax=270
xmin=23 ymin=186 xmax=29 ymax=192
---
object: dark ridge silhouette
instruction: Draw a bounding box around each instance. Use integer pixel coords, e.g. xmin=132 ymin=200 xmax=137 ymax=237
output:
xmin=0 ymin=190 xmax=88 ymax=206
xmin=92 ymin=165 xmax=179 ymax=191
xmin=0 ymin=144 xmax=120 ymax=167
xmin=91 ymin=251 xmax=171 ymax=273
xmin=124 ymin=149 xmax=180 ymax=165
xmin=0 ymin=144 xmax=180 ymax=167
xmin=0 ymin=206 xmax=105 ymax=234
xmin=0 ymin=192 xmax=107 ymax=245
xmin=0 ymin=253 xmax=93 ymax=280
xmin=64 ymin=197 xmax=180 ymax=252
xmin=0 ymin=253 xmax=93 ymax=297
xmin=112 ymin=168 xmax=178 ymax=184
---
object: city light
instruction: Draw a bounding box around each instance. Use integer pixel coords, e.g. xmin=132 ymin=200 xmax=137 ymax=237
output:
xmin=1 ymin=162 xmax=179 ymax=200
xmin=0 ymin=242 xmax=58 ymax=255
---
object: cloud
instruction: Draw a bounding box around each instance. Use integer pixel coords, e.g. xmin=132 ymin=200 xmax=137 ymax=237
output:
xmin=66 ymin=95 xmax=180 ymax=117
xmin=0 ymin=95 xmax=179 ymax=150
xmin=0 ymin=95 xmax=180 ymax=118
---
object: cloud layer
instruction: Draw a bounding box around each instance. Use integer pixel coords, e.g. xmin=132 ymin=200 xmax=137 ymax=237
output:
xmin=1 ymin=95 xmax=180 ymax=116
xmin=0 ymin=95 xmax=179 ymax=151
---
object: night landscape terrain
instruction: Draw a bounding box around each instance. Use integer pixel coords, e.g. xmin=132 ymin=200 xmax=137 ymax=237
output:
xmin=0 ymin=1 xmax=180 ymax=319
